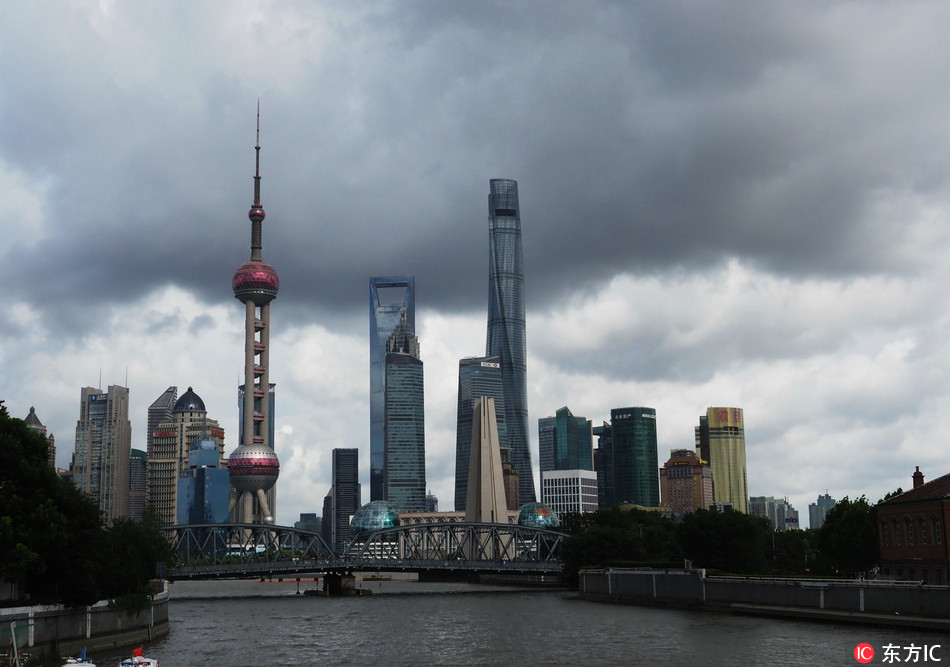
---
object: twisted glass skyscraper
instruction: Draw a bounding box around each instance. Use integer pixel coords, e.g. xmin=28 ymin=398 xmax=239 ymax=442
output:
xmin=486 ymin=179 xmax=536 ymax=505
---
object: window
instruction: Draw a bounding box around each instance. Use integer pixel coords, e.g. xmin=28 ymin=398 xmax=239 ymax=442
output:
xmin=894 ymin=519 xmax=902 ymax=546
xmin=919 ymin=516 xmax=928 ymax=546
xmin=934 ymin=516 xmax=942 ymax=545
xmin=880 ymin=520 xmax=890 ymax=547
xmin=905 ymin=517 xmax=914 ymax=546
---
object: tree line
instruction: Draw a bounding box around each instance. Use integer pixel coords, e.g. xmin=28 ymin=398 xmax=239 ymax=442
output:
xmin=558 ymin=496 xmax=879 ymax=584
xmin=0 ymin=406 xmax=171 ymax=607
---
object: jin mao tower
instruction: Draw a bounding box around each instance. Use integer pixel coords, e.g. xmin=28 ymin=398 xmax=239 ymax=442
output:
xmin=486 ymin=179 xmax=535 ymax=504
xmin=228 ymin=107 xmax=280 ymax=524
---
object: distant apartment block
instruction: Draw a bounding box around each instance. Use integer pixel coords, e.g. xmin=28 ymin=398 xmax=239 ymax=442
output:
xmin=659 ymin=449 xmax=713 ymax=519
xmin=541 ymin=469 xmax=598 ymax=516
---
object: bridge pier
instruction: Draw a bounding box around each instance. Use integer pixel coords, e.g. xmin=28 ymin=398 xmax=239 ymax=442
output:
xmin=323 ymin=573 xmax=358 ymax=596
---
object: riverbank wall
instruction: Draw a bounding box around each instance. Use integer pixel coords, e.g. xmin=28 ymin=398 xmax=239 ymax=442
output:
xmin=579 ymin=567 xmax=950 ymax=630
xmin=0 ymin=591 xmax=169 ymax=660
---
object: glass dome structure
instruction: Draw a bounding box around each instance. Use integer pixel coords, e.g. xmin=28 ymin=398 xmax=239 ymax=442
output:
xmin=350 ymin=500 xmax=401 ymax=535
xmin=517 ymin=502 xmax=559 ymax=528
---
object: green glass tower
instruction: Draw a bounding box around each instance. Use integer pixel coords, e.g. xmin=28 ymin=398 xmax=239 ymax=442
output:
xmin=610 ymin=407 xmax=659 ymax=507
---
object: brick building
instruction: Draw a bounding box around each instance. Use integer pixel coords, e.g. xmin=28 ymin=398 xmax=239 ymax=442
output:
xmin=876 ymin=467 xmax=950 ymax=584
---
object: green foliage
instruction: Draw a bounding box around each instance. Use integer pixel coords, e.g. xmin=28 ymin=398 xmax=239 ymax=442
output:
xmin=559 ymin=507 xmax=681 ymax=583
xmin=817 ymin=495 xmax=878 ymax=576
xmin=0 ymin=406 xmax=170 ymax=605
xmin=678 ymin=509 xmax=772 ymax=573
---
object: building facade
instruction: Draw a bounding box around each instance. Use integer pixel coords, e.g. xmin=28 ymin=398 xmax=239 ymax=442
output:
xmin=149 ymin=387 xmax=226 ymax=527
xmin=330 ymin=448 xmax=361 ymax=552
xmin=541 ymin=469 xmax=599 ymax=516
xmin=749 ymin=496 xmax=799 ymax=531
xmin=74 ymin=385 xmax=131 ymax=523
xmin=695 ymin=407 xmax=749 ymax=514
xmin=227 ymin=110 xmax=281 ymax=524
xmin=129 ymin=448 xmax=148 ymax=523
xmin=24 ymin=406 xmax=55 ymax=468
xmin=877 ymin=467 xmax=950 ymax=584
xmin=383 ymin=311 xmax=426 ymax=511
xmin=659 ymin=449 xmax=713 ymax=519
xmin=808 ymin=493 xmax=837 ymax=529
xmin=610 ymin=407 xmax=659 ymax=507
xmin=370 ymin=276 xmax=415 ymax=502
xmin=454 ymin=356 xmax=506 ymax=511
xmin=538 ymin=406 xmax=593 ymax=473
xmin=177 ymin=436 xmax=231 ymax=525
xmin=485 ymin=178 xmax=535 ymax=505
xmin=593 ymin=422 xmax=614 ymax=509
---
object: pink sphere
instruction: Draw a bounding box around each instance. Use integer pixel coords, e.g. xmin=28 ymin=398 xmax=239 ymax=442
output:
xmin=228 ymin=444 xmax=280 ymax=494
xmin=232 ymin=261 xmax=279 ymax=305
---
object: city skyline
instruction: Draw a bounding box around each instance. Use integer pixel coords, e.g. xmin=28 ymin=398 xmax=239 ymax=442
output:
xmin=4 ymin=3 xmax=950 ymax=527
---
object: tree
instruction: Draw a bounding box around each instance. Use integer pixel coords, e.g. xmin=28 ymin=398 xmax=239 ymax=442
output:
xmin=678 ymin=509 xmax=772 ymax=573
xmin=817 ymin=495 xmax=878 ymax=576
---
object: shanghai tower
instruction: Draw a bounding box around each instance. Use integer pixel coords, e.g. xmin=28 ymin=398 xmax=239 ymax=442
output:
xmin=486 ymin=178 xmax=536 ymax=505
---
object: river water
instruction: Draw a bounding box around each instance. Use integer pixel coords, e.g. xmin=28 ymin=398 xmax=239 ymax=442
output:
xmin=88 ymin=578 xmax=941 ymax=666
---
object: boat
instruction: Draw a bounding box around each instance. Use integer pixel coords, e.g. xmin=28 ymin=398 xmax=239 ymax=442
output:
xmin=63 ymin=647 xmax=96 ymax=666
xmin=119 ymin=647 xmax=160 ymax=666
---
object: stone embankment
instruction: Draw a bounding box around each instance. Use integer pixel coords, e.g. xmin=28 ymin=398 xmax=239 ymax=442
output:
xmin=1 ymin=591 xmax=169 ymax=661
xmin=579 ymin=567 xmax=950 ymax=631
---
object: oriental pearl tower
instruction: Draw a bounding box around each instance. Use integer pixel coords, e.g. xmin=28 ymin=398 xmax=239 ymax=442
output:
xmin=228 ymin=105 xmax=280 ymax=524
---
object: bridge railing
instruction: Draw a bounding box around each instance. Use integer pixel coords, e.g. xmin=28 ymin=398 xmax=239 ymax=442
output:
xmin=163 ymin=523 xmax=336 ymax=567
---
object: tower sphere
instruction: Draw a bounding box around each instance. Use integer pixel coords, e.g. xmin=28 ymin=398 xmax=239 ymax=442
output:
xmin=227 ymin=443 xmax=280 ymax=493
xmin=232 ymin=260 xmax=279 ymax=305
xmin=249 ymin=205 xmax=265 ymax=224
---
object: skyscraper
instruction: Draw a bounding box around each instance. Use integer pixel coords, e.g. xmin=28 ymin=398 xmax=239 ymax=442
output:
xmin=808 ymin=493 xmax=837 ymax=529
xmin=177 ymin=436 xmax=231 ymax=525
xmin=228 ymin=107 xmax=280 ymax=524
xmin=24 ymin=406 xmax=55 ymax=468
xmin=129 ymin=448 xmax=148 ymax=523
xmin=659 ymin=449 xmax=713 ymax=518
xmin=610 ymin=407 xmax=659 ymax=507
xmin=454 ymin=356 xmax=506 ymax=511
xmin=370 ymin=276 xmax=415 ymax=501
xmin=695 ymin=407 xmax=748 ymax=514
xmin=538 ymin=406 xmax=593 ymax=473
xmin=149 ymin=386 xmax=226 ymax=526
xmin=485 ymin=178 xmax=535 ymax=505
xmin=383 ymin=310 xmax=426 ymax=510
xmin=74 ymin=385 xmax=131 ymax=523
xmin=330 ymin=448 xmax=361 ymax=552
xmin=593 ymin=422 xmax=614 ymax=509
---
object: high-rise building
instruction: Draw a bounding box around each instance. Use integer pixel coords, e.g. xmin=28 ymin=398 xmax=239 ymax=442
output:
xmin=74 ymin=385 xmax=131 ymax=523
xmin=370 ymin=276 xmax=415 ymax=501
xmin=695 ymin=407 xmax=748 ymax=514
xmin=593 ymin=422 xmax=614 ymax=509
xmin=750 ymin=496 xmax=799 ymax=531
xmin=177 ymin=436 xmax=231 ymax=524
xmin=538 ymin=406 xmax=593 ymax=473
xmin=541 ymin=469 xmax=599 ymax=516
xmin=611 ymin=407 xmax=659 ymax=507
xmin=129 ymin=448 xmax=148 ymax=523
xmin=330 ymin=448 xmax=361 ymax=552
xmin=24 ymin=406 xmax=55 ymax=468
xmin=228 ymin=107 xmax=281 ymax=524
xmin=808 ymin=493 xmax=837 ymax=529
xmin=149 ymin=387 xmax=226 ymax=526
xmin=486 ymin=178 xmax=535 ymax=505
xmin=454 ymin=356 xmax=506 ymax=511
xmin=383 ymin=310 xmax=426 ymax=511
xmin=659 ymin=449 xmax=713 ymax=519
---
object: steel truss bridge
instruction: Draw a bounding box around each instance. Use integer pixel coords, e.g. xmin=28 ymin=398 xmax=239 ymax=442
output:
xmin=163 ymin=522 xmax=566 ymax=581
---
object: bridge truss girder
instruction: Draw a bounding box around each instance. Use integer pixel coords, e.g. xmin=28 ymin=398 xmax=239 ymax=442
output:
xmin=165 ymin=523 xmax=335 ymax=565
xmin=343 ymin=522 xmax=565 ymax=564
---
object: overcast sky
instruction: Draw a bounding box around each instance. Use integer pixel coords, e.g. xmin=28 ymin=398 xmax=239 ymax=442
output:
xmin=4 ymin=1 xmax=950 ymax=528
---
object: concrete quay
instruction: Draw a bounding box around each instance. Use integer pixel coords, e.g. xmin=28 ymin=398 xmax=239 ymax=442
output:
xmin=579 ymin=567 xmax=950 ymax=631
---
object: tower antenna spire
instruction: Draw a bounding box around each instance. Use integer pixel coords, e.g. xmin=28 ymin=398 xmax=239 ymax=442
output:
xmin=253 ymin=98 xmax=262 ymax=207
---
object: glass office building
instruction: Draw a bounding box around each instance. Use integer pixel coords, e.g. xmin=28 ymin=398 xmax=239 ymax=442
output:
xmin=454 ymin=356 xmax=506 ymax=511
xmin=383 ymin=312 xmax=426 ymax=511
xmin=538 ymin=406 xmax=593 ymax=473
xmin=370 ymin=276 xmax=415 ymax=501
xmin=486 ymin=179 xmax=535 ymax=505
xmin=610 ymin=407 xmax=660 ymax=507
